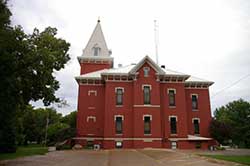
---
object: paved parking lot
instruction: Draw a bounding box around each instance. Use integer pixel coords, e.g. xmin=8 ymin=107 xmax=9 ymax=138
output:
xmin=0 ymin=149 xmax=242 ymax=166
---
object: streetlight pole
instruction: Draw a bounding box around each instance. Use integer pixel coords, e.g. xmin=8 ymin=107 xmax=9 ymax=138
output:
xmin=44 ymin=113 xmax=49 ymax=147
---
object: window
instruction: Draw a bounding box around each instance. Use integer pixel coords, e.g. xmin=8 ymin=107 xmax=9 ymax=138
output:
xmin=144 ymin=116 xmax=151 ymax=134
xmin=93 ymin=47 xmax=100 ymax=56
xmin=87 ymin=116 xmax=96 ymax=122
xmin=193 ymin=119 xmax=200 ymax=134
xmin=192 ymin=94 xmax=198 ymax=109
xmin=116 ymin=88 xmax=123 ymax=105
xmin=170 ymin=117 xmax=177 ymax=134
xmin=87 ymin=141 xmax=94 ymax=149
xmin=168 ymin=89 xmax=176 ymax=106
xmin=115 ymin=141 xmax=123 ymax=148
xmin=115 ymin=117 xmax=123 ymax=134
xmin=143 ymin=67 xmax=150 ymax=77
xmin=171 ymin=141 xmax=177 ymax=149
xmin=143 ymin=86 xmax=151 ymax=104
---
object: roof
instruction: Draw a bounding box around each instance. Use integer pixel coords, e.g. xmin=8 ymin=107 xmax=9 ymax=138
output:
xmin=81 ymin=20 xmax=111 ymax=57
xmin=186 ymin=76 xmax=214 ymax=85
xmin=103 ymin=64 xmax=135 ymax=75
xmin=75 ymin=55 xmax=213 ymax=86
xmin=162 ymin=68 xmax=190 ymax=77
xmin=75 ymin=69 xmax=108 ymax=80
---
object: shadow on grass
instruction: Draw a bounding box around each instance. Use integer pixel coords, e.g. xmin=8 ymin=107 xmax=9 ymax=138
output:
xmin=0 ymin=145 xmax=48 ymax=161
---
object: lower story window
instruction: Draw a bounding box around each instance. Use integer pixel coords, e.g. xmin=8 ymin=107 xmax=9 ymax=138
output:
xmin=115 ymin=117 xmax=123 ymax=134
xmin=87 ymin=141 xmax=94 ymax=149
xmin=170 ymin=117 xmax=177 ymax=134
xmin=193 ymin=119 xmax=200 ymax=134
xmin=115 ymin=141 xmax=123 ymax=148
xmin=144 ymin=116 xmax=151 ymax=134
xmin=171 ymin=141 xmax=177 ymax=149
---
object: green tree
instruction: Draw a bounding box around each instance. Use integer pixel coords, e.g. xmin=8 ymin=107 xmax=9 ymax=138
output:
xmin=61 ymin=111 xmax=77 ymax=129
xmin=0 ymin=0 xmax=70 ymax=152
xmin=211 ymin=99 xmax=250 ymax=148
xmin=16 ymin=106 xmax=63 ymax=145
xmin=47 ymin=123 xmax=71 ymax=145
xmin=1 ymin=0 xmax=21 ymax=153
xmin=209 ymin=119 xmax=232 ymax=145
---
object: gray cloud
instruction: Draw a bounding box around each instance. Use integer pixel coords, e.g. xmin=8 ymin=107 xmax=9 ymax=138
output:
xmin=9 ymin=0 xmax=250 ymax=115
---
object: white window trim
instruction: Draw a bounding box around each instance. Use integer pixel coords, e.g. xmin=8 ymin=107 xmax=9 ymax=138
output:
xmin=114 ymin=115 xmax=124 ymax=121
xmin=142 ymin=84 xmax=152 ymax=90
xmin=168 ymin=88 xmax=176 ymax=94
xmin=143 ymin=114 xmax=152 ymax=121
xmin=87 ymin=116 xmax=96 ymax=122
xmin=192 ymin=118 xmax=200 ymax=123
xmin=143 ymin=67 xmax=150 ymax=77
xmin=190 ymin=93 xmax=198 ymax=99
xmin=169 ymin=115 xmax=178 ymax=122
xmin=115 ymin=87 xmax=124 ymax=93
xmin=88 ymin=90 xmax=97 ymax=96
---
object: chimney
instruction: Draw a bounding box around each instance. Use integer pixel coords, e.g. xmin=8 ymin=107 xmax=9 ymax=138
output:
xmin=161 ymin=65 xmax=165 ymax=69
xmin=118 ymin=64 xmax=123 ymax=68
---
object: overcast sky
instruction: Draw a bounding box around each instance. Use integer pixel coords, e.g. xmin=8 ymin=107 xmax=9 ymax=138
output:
xmin=9 ymin=0 xmax=250 ymax=115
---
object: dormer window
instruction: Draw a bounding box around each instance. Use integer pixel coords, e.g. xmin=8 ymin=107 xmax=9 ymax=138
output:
xmin=93 ymin=46 xmax=101 ymax=56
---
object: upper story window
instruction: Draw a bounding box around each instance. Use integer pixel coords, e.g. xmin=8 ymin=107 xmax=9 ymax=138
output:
xmin=115 ymin=88 xmax=124 ymax=105
xmin=143 ymin=67 xmax=150 ymax=77
xmin=191 ymin=94 xmax=198 ymax=110
xmin=168 ymin=89 xmax=176 ymax=107
xmin=193 ymin=118 xmax=200 ymax=134
xmin=144 ymin=115 xmax=151 ymax=134
xmin=93 ymin=47 xmax=101 ymax=56
xmin=170 ymin=116 xmax=177 ymax=134
xmin=143 ymin=85 xmax=151 ymax=105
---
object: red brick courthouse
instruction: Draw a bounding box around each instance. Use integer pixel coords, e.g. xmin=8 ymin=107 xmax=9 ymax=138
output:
xmin=75 ymin=20 xmax=215 ymax=149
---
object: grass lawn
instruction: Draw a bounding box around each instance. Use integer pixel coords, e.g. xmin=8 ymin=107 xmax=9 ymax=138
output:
xmin=202 ymin=155 xmax=250 ymax=165
xmin=0 ymin=145 xmax=48 ymax=161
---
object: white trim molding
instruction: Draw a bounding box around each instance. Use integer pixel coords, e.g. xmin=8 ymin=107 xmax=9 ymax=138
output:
xmin=142 ymin=84 xmax=152 ymax=90
xmin=87 ymin=134 xmax=95 ymax=136
xmin=167 ymin=88 xmax=176 ymax=94
xmin=115 ymin=87 xmax=124 ymax=93
xmin=73 ymin=137 xmax=163 ymax=141
xmin=114 ymin=115 xmax=124 ymax=121
xmin=87 ymin=116 xmax=96 ymax=122
xmin=88 ymin=90 xmax=97 ymax=96
xmin=192 ymin=118 xmax=200 ymax=123
xmin=133 ymin=105 xmax=160 ymax=108
xmin=190 ymin=93 xmax=198 ymax=99
xmin=143 ymin=114 xmax=152 ymax=121
xmin=169 ymin=115 xmax=178 ymax=122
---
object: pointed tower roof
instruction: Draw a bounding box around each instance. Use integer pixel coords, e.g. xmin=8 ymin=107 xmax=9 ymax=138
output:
xmin=82 ymin=20 xmax=111 ymax=57
xmin=78 ymin=20 xmax=113 ymax=63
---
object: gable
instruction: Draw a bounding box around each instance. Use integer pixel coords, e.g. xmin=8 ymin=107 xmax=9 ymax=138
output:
xmin=129 ymin=56 xmax=165 ymax=75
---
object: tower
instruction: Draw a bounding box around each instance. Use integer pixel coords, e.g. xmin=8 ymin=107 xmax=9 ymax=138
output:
xmin=78 ymin=20 xmax=113 ymax=74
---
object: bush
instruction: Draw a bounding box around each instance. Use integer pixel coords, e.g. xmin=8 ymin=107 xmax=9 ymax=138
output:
xmin=215 ymin=146 xmax=225 ymax=150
